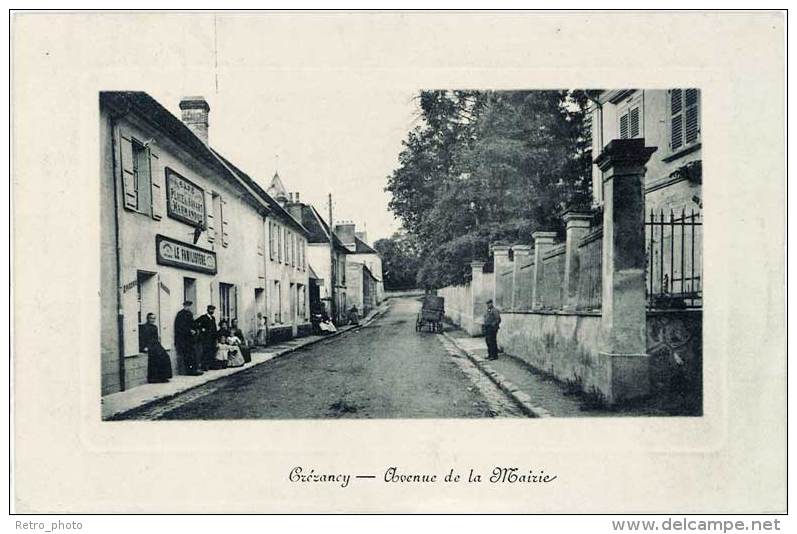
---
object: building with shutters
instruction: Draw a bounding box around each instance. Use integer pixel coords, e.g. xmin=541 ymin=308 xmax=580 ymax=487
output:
xmin=590 ymin=89 xmax=702 ymax=214
xmin=590 ymin=89 xmax=703 ymax=309
xmin=273 ymin=184 xmax=351 ymax=325
xmin=100 ymin=92 xmax=311 ymax=395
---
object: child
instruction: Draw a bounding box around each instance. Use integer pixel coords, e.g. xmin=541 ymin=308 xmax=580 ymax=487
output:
xmin=214 ymin=335 xmax=232 ymax=369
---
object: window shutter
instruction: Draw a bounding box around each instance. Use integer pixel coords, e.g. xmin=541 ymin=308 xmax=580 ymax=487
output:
xmin=148 ymin=147 xmax=164 ymax=220
xmin=684 ymin=89 xmax=700 ymax=145
xmin=269 ymin=222 xmax=275 ymax=260
xmin=121 ymin=275 xmax=139 ymax=357
xmin=619 ymin=113 xmax=629 ymax=139
xmin=629 ymin=106 xmax=640 ymax=138
xmin=670 ymin=89 xmax=684 ymax=150
xmin=221 ymin=196 xmax=230 ymax=247
xmin=205 ymin=191 xmax=215 ymax=242
xmin=119 ymin=134 xmax=138 ymax=210
xmin=233 ymin=285 xmax=238 ymax=321
xmin=277 ymin=226 xmax=282 ymax=262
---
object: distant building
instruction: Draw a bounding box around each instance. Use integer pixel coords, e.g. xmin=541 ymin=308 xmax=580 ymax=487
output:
xmin=278 ymin=189 xmax=350 ymax=325
xmin=334 ymin=222 xmax=384 ymax=305
xmin=346 ymin=261 xmax=379 ymax=318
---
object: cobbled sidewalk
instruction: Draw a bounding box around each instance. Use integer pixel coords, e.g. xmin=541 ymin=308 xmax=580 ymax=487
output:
xmin=442 ymin=328 xmax=656 ymax=417
xmin=102 ymin=303 xmax=390 ymax=420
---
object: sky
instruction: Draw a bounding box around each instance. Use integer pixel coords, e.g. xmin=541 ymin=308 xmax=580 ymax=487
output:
xmin=153 ymin=84 xmax=417 ymax=245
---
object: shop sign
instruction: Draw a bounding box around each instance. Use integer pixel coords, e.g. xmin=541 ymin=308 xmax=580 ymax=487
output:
xmin=156 ymin=235 xmax=217 ymax=274
xmin=166 ymin=168 xmax=206 ymax=227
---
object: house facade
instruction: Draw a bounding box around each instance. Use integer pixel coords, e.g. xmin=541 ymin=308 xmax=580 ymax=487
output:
xmin=591 ymin=89 xmax=702 ymax=309
xmin=590 ymin=89 xmax=702 ymax=213
xmin=100 ymin=92 xmax=311 ymax=395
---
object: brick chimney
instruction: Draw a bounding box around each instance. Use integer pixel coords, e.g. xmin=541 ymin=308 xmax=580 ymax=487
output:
xmin=334 ymin=222 xmax=356 ymax=251
xmin=179 ymin=96 xmax=210 ymax=144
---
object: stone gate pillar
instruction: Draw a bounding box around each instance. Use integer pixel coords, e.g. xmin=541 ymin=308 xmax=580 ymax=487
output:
xmin=511 ymin=245 xmax=532 ymax=310
xmin=491 ymin=244 xmax=512 ymax=310
xmin=562 ymin=211 xmax=593 ymax=311
xmin=595 ymin=138 xmax=657 ymax=404
xmin=468 ymin=260 xmax=486 ymax=336
xmin=531 ymin=231 xmax=557 ymax=310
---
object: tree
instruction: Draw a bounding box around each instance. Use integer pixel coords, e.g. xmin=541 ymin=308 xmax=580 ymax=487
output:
xmin=373 ymin=232 xmax=423 ymax=291
xmin=386 ymin=90 xmax=595 ymax=289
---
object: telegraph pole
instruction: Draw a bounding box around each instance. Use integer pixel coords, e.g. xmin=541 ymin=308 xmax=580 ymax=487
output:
xmin=328 ymin=193 xmax=336 ymax=323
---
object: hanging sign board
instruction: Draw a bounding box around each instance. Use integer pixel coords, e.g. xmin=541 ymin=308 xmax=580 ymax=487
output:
xmin=166 ymin=167 xmax=206 ymax=227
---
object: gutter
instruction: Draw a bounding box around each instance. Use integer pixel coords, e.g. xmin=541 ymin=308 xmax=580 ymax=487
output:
xmin=106 ymin=104 xmax=130 ymax=391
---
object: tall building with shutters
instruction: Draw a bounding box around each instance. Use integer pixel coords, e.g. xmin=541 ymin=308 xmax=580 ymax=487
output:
xmin=590 ymin=89 xmax=703 ymax=309
xmin=100 ymin=92 xmax=311 ymax=395
xmin=590 ymin=89 xmax=702 ymax=213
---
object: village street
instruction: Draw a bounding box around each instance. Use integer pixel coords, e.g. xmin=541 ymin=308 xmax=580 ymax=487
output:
xmin=119 ymin=297 xmax=524 ymax=420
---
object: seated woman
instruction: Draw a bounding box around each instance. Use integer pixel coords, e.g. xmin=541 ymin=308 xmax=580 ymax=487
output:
xmin=217 ymin=319 xmax=231 ymax=338
xmin=318 ymin=310 xmax=337 ymax=334
xmin=139 ymin=313 xmax=173 ymax=383
xmin=225 ymin=333 xmax=245 ymax=368
xmin=230 ymin=319 xmax=251 ymax=363
xmin=347 ymin=305 xmax=360 ymax=326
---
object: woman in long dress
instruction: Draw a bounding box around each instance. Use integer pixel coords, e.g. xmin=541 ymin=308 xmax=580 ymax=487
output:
xmin=225 ymin=334 xmax=245 ymax=368
xmin=139 ymin=313 xmax=173 ymax=383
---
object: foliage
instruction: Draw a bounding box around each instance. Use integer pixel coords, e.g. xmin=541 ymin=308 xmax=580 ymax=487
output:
xmin=373 ymin=232 xmax=423 ymax=291
xmin=386 ymin=89 xmax=598 ymax=288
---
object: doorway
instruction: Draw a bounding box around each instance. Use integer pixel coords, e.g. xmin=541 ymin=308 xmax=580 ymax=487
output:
xmin=183 ymin=277 xmax=197 ymax=314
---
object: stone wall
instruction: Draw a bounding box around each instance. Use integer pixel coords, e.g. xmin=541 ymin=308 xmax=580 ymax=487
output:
xmin=439 ymin=139 xmax=700 ymax=405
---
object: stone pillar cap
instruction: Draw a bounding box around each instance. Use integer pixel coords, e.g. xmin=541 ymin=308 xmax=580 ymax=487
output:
xmin=532 ymin=231 xmax=557 ymax=242
xmin=562 ymin=210 xmax=593 ymax=223
xmin=470 ymin=260 xmax=486 ymax=268
xmin=512 ymin=244 xmax=533 ymax=253
xmin=491 ymin=244 xmax=512 ymax=255
xmin=594 ymin=138 xmax=657 ymax=172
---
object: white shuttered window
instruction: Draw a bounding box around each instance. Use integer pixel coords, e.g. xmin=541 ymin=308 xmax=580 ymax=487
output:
xmin=670 ymin=88 xmax=701 ymax=151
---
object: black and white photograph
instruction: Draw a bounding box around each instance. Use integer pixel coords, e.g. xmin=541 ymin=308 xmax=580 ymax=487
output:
xmin=100 ymin=88 xmax=703 ymax=421
xmin=11 ymin=10 xmax=785 ymax=516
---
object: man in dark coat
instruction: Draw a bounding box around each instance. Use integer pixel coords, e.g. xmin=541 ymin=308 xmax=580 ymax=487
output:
xmin=482 ymin=299 xmax=502 ymax=360
xmin=139 ymin=312 xmax=173 ymax=383
xmin=194 ymin=305 xmax=218 ymax=371
xmin=174 ymin=300 xmax=202 ymax=376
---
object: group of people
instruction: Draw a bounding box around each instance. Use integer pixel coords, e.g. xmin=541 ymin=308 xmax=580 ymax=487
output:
xmin=138 ymin=301 xmax=253 ymax=384
xmin=177 ymin=302 xmax=252 ymax=376
xmin=310 ymin=305 xmax=362 ymax=335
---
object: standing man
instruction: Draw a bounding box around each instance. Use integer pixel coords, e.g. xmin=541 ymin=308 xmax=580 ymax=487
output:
xmin=194 ymin=305 xmax=218 ymax=372
xmin=482 ymin=299 xmax=501 ymax=360
xmin=174 ymin=300 xmax=202 ymax=376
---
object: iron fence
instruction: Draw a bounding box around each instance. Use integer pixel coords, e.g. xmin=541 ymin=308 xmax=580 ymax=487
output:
xmin=646 ymin=208 xmax=702 ymax=309
xmin=576 ymin=228 xmax=603 ymax=311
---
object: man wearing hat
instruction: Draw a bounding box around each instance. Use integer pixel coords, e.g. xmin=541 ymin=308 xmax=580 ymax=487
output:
xmin=194 ymin=305 xmax=218 ymax=372
xmin=174 ymin=301 xmax=202 ymax=376
xmin=482 ymin=299 xmax=502 ymax=360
